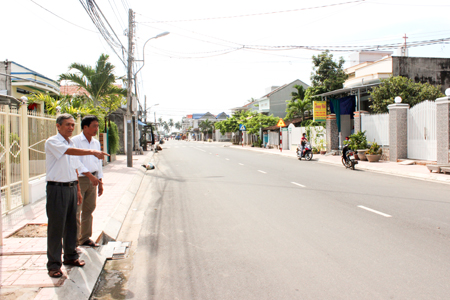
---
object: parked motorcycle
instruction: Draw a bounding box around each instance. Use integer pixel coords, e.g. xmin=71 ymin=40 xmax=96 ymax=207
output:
xmin=297 ymin=143 xmax=313 ymax=161
xmin=342 ymin=144 xmax=357 ymax=170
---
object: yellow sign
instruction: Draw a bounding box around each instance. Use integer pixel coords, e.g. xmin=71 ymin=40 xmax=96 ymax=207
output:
xmin=313 ymin=101 xmax=327 ymax=122
xmin=277 ymin=118 xmax=286 ymax=127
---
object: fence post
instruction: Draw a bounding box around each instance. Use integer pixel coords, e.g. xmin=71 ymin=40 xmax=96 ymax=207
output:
xmin=326 ymin=114 xmax=339 ymax=152
xmin=353 ymin=111 xmax=367 ymax=133
xmin=4 ymin=105 xmax=11 ymax=212
xmin=388 ymin=103 xmax=409 ymax=162
xmin=20 ymin=99 xmax=30 ymax=205
xmin=436 ymin=95 xmax=450 ymax=164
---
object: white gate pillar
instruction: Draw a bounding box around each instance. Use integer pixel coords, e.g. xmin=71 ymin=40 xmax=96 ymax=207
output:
xmin=388 ymin=103 xmax=409 ymax=162
xmin=436 ymin=95 xmax=450 ymax=164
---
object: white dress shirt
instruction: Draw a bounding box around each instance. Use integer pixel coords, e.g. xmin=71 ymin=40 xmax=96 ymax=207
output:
xmin=45 ymin=133 xmax=81 ymax=182
xmin=71 ymin=132 xmax=103 ymax=179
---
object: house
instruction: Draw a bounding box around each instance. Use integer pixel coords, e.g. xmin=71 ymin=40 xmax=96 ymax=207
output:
xmin=181 ymin=112 xmax=229 ymax=141
xmin=234 ymin=79 xmax=309 ymax=118
xmin=317 ymin=51 xmax=450 ymax=152
xmin=0 ymin=60 xmax=59 ymax=113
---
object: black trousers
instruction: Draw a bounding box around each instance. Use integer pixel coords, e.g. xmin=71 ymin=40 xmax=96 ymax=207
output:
xmin=46 ymin=184 xmax=79 ymax=270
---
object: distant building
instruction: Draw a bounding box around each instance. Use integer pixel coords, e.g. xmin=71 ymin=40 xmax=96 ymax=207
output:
xmin=232 ymin=79 xmax=309 ymax=118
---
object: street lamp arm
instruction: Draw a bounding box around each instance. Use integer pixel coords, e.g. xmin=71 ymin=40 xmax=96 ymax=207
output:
xmin=134 ymin=31 xmax=170 ymax=76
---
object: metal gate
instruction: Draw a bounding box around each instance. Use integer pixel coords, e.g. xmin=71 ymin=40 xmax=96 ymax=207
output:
xmin=407 ymin=100 xmax=436 ymax=161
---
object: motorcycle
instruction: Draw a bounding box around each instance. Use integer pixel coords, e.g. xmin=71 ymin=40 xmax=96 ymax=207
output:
xmin=297 ymin=143 xmax=313 ymax=161
xmin=342 ymin=144 xmax=357 ymax=170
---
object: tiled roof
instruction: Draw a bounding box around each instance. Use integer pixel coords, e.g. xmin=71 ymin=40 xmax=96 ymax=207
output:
xmin=59 ymin=85 xmax=90 ymax=96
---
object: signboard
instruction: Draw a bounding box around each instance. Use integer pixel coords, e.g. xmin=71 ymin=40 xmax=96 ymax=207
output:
xmin=239 ymin=124 xmax=246 ymax=131
xmin=277 ymin=118 xmax=286 ymax=127
xmin=313 ymin=101 xmax=326 ymax=122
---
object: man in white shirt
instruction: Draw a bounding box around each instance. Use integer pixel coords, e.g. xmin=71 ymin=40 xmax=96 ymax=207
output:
xmin=72 ymin=115 xmax=103 ymax=248
xmin=45 ymin=113 xmax=108 ymax=278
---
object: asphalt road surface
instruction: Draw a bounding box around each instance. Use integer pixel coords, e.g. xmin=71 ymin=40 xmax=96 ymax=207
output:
xmin=93 ymin=140 xmax=450 ymax=300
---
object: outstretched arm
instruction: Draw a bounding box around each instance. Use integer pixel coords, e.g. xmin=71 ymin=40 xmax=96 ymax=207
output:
xmin=65 ymin=148 xmax=109 ymax=160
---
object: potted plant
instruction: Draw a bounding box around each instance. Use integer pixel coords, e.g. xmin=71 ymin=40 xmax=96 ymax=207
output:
xmin=318 ymin=138 xmax=326 ymax=155
xmin=345 ymin=131 xmax=369 ymax=160
xmin=366 ymin=142 xmax=382 ymax=162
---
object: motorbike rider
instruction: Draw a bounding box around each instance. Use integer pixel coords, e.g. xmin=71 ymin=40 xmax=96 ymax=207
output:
xmin=300 ymin=133 xmax=308 ymax=156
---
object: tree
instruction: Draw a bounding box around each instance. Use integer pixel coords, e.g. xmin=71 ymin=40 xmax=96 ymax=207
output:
xmin=59 ymin=53 xmax=127 ymax=107
xmin=168 ymin=118 xmax=174 ymax=133
xmin=369 ymin=76 xmax=444 ymax=113
xmin=306 ymin=50 xmax=348 ymax=101
xmin=285 ymin=84 xmax=311 ymax=120
xmin=174 ymin=121 xmax=182 ymax=130
xmin=199 ymin=119 xmax=213 ymax=140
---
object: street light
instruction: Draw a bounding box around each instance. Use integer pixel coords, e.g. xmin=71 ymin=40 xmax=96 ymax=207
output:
xmin=134 ymin=31 xmax=170 ymax=76
xmin=127 ymin=31 xmax=170 ymax=167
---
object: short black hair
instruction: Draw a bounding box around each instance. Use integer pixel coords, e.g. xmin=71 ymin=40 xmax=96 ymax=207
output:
xmin=81 ymin=115 xmax=99 ymax=129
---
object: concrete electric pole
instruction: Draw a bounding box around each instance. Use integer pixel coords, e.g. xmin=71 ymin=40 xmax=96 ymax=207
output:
xmin=126 ymin=9 xmax=134 ymax=167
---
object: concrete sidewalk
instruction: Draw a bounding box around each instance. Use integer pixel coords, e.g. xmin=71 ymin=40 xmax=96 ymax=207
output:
xmin=230 ymin=144 xmax=450 ymax=185
xmin=1 ymin=151 xmax=155 ymax=300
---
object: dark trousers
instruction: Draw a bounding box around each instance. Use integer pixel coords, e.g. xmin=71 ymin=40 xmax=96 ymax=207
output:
xmin=46 ymin=184 xmax=79 ymax=270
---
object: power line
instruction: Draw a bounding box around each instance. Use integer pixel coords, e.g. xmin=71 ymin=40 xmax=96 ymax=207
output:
xmin=139 ymin=0 xmax=366 ymax=23
xmin=29 ymin=0 xmax=98 ymax=33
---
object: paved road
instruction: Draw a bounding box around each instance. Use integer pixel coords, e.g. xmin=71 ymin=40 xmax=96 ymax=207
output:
xmin=93 ymin=141 xmax=450 ymax=300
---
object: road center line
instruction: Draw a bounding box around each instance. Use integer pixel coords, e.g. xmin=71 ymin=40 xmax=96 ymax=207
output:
xmin=225 ymin=158 xmax=230 ymax=161
xmin=291 ymin=182 xmax=306 ymax=188
xmin=239 ymin=163 xmax=244 ymax=165
xmin=358 ymin=205 xmax=392 ymax=218
xmin=193 ymin=147 xmax=206 ymax=152
xmin=258 ymin=170 xmax=267 ymax=174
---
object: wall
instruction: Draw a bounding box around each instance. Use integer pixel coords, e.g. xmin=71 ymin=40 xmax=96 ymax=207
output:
xmin=393 ymin=56 xmax=450 ymax=93
xmin=269 ymin=79 xmax=309 ymax=118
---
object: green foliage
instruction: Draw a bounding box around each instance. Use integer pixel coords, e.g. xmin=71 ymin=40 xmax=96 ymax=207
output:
xmin=252 ymin=139 xmax=263 ymax=148
xmin=108 ymin=121 xmax=120 ymax=154
xmin=215 ymin=110 xmax=278 ymax=136
xmin=344 ymin=131 xmax=369 ymax=151
xmin=305 ymin=50 xmax=348 ymax=102
xmin=59 ymin=53 xmax=127 ymax=107
xmin=366 ymin=142 xmax=382 ymax=155
xmin=369 ymin=76 xmax=444 ymax=113
xmin=286 ymin=84 xmax=311 ymax=120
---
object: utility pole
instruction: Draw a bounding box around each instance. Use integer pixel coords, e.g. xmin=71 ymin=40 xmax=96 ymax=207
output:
xmin=126 ymin=9 xmax=134 ymax=167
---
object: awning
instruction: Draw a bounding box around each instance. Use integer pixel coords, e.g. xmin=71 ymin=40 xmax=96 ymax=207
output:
xmin=316 ymin=83 xmax=381 ymax=98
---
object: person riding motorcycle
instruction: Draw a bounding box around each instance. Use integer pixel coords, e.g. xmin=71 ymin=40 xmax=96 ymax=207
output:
xmin=300 ymin=133 xmax=308 ymax=155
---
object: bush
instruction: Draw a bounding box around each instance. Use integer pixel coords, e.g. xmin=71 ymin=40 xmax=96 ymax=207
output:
xmin=344 ymin=131 xmax=369 ymax=151
xmin=367 ymin=142 xmax=382 ymax=155
xmin=108 ymin=121 xmax=120 ymax=154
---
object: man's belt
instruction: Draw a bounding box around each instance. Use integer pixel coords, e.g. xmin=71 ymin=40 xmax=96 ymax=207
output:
xmin=47 ymin=181 xmax=78 ymax=187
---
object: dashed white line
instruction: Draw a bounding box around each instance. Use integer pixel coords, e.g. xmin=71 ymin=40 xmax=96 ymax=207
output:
xmin=238 ymin=163 xmax=244 ymax=166
xmin=291 ymin=182 xmax=306 ymax=188
xmin=193 ymin=147 xmax=206 ymax=152
xmin=258 ymin=170 xmax=267 ymax=174
xmin=358 ymin=205 xmax=392 ymax=218
xmin=225 ymin=158 xmax=230 ymax=161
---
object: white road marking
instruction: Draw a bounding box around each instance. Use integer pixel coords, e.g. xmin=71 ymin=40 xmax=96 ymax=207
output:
xmin=291 ymin=182 xmax=306 ymax=188
xmin=225 ymin=158 xmax=230 ymax=161
xmin=239 ymin=163 xmax=244 ymax=165
xmin=258 ymin=170 xmax=267 ymax=174
xmin=193 ymin=147 xmax=206 ymax=152
xmin=358 ymin=205 xmax=392 ymax=218
xmin=209 ymin=153 xmax=212 ymax=155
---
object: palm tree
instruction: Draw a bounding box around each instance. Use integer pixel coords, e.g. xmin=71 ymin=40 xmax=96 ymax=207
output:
xmin=285 ymin=84 xmax=311 ymax=120
xmin=59 ymin=53 xmax=127 ymax=107
xmin=199 ymin=119 xmax=213 ymax=141
xmin=175 ymin=121 xmax=182 ymax=130
xmin=168 ymin=118 xmax=174 ymax=133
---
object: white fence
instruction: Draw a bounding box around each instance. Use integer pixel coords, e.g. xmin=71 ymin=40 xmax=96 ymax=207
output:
xmin=407 ymin=100 xmax=436 ymax=161
xmin=1 ymin=103 xmax=81 ymax=214
xmin=288 ymin=124 xmax=325 ymax=150
xmin=361 ymin=113 xmax=389 ymax=146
